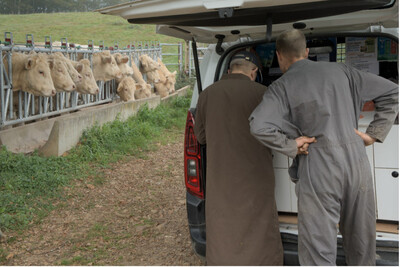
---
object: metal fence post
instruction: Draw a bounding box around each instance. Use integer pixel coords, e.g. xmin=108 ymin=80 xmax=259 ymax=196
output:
xmin=188 ymin=41 xmax=192 ymax=77
xmin=0 ymin=46 xmax=4 ymax=126
xmin=179 ymin=42 xmax=183 ymax=72
xmin=184 ymin=40 xmax=189 ymax=74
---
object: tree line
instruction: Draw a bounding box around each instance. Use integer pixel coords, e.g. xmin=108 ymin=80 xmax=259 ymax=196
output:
xmin=0 ymin=0 xmax=125 ymax=14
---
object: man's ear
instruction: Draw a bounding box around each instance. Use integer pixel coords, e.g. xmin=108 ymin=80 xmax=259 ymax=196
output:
xmin=276 ymin=50 xmax=282 ymax=61
xmin=250 ymin=67 xmax=258 ymax=81
xmin=304 ymin=48 xmax=310 ymax=58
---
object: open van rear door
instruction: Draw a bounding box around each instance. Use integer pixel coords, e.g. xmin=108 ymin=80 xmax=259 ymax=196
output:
xmin=97 ymin=0 xmax=397 ymax=43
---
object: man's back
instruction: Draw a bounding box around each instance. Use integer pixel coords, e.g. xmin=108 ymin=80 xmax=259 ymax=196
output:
xmin=198 ymin=73 xmax=268 ymax=158
xmin=274 ymin=59 xmax=361 ymax=144
xmin=270 ymin=59 xmax=398 ymax=146
xmin=194 ymin=73 xmax=283 ymax=265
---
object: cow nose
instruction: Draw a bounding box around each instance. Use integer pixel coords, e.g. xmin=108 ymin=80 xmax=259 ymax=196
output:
xmin=72 ymin=84 xmax=76 ymax=89
xmin=95 ymin=88 xmax=99 ymax=94
xmin=51 ymin=90 xmax=56 ymax=96
xmin=78 ymin=75 xmax=82 ymax=80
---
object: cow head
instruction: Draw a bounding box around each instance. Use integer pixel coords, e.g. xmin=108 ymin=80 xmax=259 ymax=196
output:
xmin=134 ymin=83 xmax=152 ymax=99
xmin=24 ymin=53 xmax=56 ymax=97
xmin=117 ymin=76 xmax=135 ymax=102
xmin=74 ymin=59 xmax=99 ymax=95
xmin=139 ymin=54 xmax=160 ymax=73
xmin=113 ymin=53 xmax=134 ymax=82
xmin=53 ymin=52 xmax=83 ymax=86
xmin=48 ymin=54 xmax=76 ymax=92
xmin=92 ymin=50 xmax=122 ymax=82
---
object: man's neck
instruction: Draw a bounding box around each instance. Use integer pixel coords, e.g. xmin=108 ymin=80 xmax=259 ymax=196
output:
xmin=283 ymin=57 xmax=306 ymax=73
xmin=230 ymin=70 xmax=252 ymax=79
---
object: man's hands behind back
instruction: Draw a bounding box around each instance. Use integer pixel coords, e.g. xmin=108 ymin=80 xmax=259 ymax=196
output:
xmin=354 ymin=129 xmax=376 ymax=146
xmin=296 ymin=136 xmax=317 ymax=155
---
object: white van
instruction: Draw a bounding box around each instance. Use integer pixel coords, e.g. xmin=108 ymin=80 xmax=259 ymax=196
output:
xmin=97 ymin=1 xmax=399 ymax=264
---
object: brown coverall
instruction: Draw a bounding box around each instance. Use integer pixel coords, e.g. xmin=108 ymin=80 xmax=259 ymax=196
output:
xmin=194 ymin=73 xmax=283 ymax=265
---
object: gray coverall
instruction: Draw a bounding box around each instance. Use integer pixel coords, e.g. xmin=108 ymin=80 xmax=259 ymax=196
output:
xmin=249 ymin=59 xmax=398 ymax=265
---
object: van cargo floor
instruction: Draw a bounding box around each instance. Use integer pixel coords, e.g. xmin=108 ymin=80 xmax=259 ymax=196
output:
xmin=279 ymin=213 xmax=399 ymax=234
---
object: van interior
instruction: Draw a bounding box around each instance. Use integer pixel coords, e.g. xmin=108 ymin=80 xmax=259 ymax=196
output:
xmin=223 ymin=35 xmax=398 ymax=84
xmin=222 ymin=35 xmax=399 ymax=125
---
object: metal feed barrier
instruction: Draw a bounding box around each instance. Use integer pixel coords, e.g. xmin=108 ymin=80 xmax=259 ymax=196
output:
xmin=0 ymin=32 xmax=175 ymax=129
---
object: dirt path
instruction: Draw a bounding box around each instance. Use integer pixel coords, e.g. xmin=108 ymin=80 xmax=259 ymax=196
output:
xmin=2 ymin=131 xmax=205 ymax=265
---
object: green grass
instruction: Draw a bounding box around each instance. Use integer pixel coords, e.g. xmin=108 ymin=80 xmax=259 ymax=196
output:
xmin=0 ymin=89 xmax=192 ymax=235
xmin=0 ymin=12 xmax=195 ymax=72
xmin=0 ymin=12 xmax=181 ymax=47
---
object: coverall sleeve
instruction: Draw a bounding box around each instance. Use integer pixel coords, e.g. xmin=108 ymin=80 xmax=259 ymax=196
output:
xmin=345 ymin=64 xmax=399 ymax=142
xmin=194 ymin=92 xmax=207 ymax=145
xmin=249 ymin=83 xmax=298 ymax=158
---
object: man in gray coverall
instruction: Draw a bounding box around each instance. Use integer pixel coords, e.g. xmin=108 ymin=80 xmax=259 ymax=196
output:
xmin=249 ymin=29 xmax=398 ymax=265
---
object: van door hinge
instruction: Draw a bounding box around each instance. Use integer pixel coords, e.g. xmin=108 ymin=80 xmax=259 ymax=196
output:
xmin=218 ymin=7 xmax=234 ymax=18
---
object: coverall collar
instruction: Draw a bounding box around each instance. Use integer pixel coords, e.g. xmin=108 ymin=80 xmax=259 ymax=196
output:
xmin=287 ymin=58 xmax=310 ymax=72
xmin=221 ymin=73 xmax=252 ymax=81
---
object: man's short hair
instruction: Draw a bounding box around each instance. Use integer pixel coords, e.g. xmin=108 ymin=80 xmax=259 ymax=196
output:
xmin=276 ymin=29 xmax=307 ymax=58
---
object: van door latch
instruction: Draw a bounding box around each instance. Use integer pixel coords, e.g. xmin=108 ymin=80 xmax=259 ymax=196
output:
xmin=218 ymin=8 xmax=234 ymax=18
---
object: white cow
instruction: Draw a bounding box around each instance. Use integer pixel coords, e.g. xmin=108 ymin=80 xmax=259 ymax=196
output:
xmin=157 ymin=58 xmax=177 ymax=93
xmin=117 ymin=76 xmax=136 ymax=102
xmin=47 ymin=53 xmax=76 ymax=92
xmin=139 ymin=54 xmax=161 ymax=84
xmin=71 ymin=59 xmax=99 ymax=95
xmin=130 ymin=56 xmax=152 ymax=97
xmin=4 ymin=52 xmax=56 ymax=97
xmin=52 ymin=52 xmax=83 ymax=86
xmin=92 ymin=50 xmax=122 ymax=82
xmin=113 ymin=53 xmax=134 ymax=83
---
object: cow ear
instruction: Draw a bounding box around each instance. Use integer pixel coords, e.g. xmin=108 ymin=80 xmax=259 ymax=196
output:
xmin=114 ymin=54 xmax=121 ymax=64
xmin=25 ymin=58 xmax=34 ymax=70
xmin=172 ymin=71 xmax=177 ymax=75
xmin=122 ymin=56 xmax=129 ymax=64
xmin=48 ymin=59 xmax=54 ymax=69
xmin=103 ymin=56 xmax=112 ymax=64
xmin=75 ymin=63 xmax=83 ymax=73
xmin=117 ymin=85 xmax=122 ymax=92
xmin=135 ymin=84 xmax=142 ymax=90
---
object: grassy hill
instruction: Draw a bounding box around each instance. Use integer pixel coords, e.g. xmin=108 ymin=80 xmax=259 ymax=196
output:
xmin=0 ymin=12 xmax=182 ymax=48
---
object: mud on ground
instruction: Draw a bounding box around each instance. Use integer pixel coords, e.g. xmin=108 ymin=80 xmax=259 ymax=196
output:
xmin=2 ymin=132 xmax=205 ymax=265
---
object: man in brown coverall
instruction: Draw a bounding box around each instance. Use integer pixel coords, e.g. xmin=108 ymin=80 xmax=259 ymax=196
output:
xmin=194 ymin=50 xmax=314 ymax=265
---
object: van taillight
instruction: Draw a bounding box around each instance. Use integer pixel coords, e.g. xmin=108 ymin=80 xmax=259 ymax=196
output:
xmin=184 ymin=111 xmax=204 ymax=199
